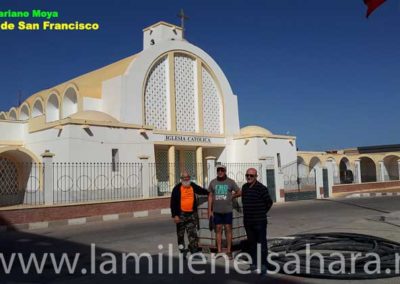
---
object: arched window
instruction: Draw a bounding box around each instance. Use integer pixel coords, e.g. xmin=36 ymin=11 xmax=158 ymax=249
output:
xmin=8 ymin=108 xmax=17 ymax=120
xmin=62 ymin=87 xmax=78 ymax=118
xmin=32 ymin=99 xmax=44 ymax=118
xmin=46 ymin=94 xmax=60 ymax=122
xmin=143 ymin=52 xmax=225 ymax=134
xmin=19 ymin=103 xmax=30 ymax=121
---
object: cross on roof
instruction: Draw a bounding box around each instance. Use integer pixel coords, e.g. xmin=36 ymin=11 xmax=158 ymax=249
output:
xmin=177 ymin=9 xmax=189 ymax=38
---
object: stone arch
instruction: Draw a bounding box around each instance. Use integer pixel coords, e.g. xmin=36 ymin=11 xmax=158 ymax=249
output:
xmin=297 ymin=156 xmax=308 ymax=178
xmin=360 ymin=156 xmax=377 ymax=183
xmin=297 ymin=156 xmax=306 ymax=164
xmin=0 ymin=112 xmax=7 ymax=120
xmin=19 ymin=103 xmax=30 ymax=121
xmin=32 ymin=97 xmax=45 ymax=118
xmin=62 ymin=86 xmax=79 ymax=118
xmin=0 ymin=147 xmax=42 ymax=206
xmin=8 ymin=108 xmax=18 ymax=120
xmin=46 ymin=93 xmax=60 ymax=122
xmin=383 ymin=154 xmax=400 ymax=180
xmin=309 ymin=156 xmax=322 ymax=173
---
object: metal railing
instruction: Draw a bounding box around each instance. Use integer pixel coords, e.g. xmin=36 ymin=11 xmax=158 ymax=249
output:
xmin=23 ymin=163 xmax=45 ymax=206
xmin=0 ymin=160 xmax=44 ymax=207
xmin=281 ymin=161 xmax=316 ymax=191
xmin=220 ymin=163 xmax=263 ymax=188
xmin=149 ymin=163 xmax=174 ymax=198
xmin=53 ymin=163 xmax=142 ymax=204
xmin=0 ymin=161 xmax=266 ymax=207
xmin=148 ymin=162 xmax=206 ymax=198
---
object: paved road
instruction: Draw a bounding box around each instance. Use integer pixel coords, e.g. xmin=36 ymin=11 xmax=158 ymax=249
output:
xmin=1 ymin=196 xmax=400 ymax=283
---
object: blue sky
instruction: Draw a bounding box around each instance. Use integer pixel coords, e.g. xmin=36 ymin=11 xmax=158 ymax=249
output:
xmin=0 ymin=0 xmax=399 ymax=150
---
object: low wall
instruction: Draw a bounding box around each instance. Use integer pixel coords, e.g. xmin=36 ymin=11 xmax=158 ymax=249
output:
xmin=333 ymin=180 xmax=400 ymax=193
xmin=0 ymin=197 xmax=169 ymax=226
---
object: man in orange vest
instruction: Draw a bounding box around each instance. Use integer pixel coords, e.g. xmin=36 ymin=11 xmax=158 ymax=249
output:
xmin=170 ymin=170 xmax=209 ymax=258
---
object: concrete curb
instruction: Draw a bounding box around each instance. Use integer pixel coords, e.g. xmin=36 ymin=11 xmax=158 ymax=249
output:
xmin=2 ymin=208 xmax=171 ymax=232
xmin=345 ymin=192 xmax=400 ymax=199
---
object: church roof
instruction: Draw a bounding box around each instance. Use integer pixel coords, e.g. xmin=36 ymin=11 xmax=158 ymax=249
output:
xmin=143 ymin=21 xmax=182 ymax=31
xmin=25 ymin=54 xmax=138 ymax=105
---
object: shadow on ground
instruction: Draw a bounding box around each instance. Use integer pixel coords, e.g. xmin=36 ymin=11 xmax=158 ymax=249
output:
xmin=0 ymin=223 xmax=299 ymax=284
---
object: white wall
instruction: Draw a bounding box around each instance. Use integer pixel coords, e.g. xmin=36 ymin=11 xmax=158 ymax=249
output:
xmin=83 ymin=97 xmax=102 ymax=112
xmin=0 ymin=121 xmax=25 ymax=141
xmin=24 ymin=125 xmax=155 ymax=163
xmin=102 ymin=76 xmax=123 ymax=120
xmin=226 ymin=137 xmax=297 ymax=166
xmin=143 ymin=24 xmax=183 ymax=50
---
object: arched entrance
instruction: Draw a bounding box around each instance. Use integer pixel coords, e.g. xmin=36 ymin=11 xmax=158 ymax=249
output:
xmin=339 ymin=157 xmax=353 ymax=184
xmin=0 ymin=148 xmax=41 ymax=206
xmin=309 ymin=157 xmax=321 ymax=174
xmin=297 ymin=156 xmax=307 ymax=177
xmin=383 ymin=155 xmax=400 ymax=180
xmin=360 ymin=157 xmax=377 ymax=183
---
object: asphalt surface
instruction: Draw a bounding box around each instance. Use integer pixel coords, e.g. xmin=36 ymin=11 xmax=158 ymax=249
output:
xmin=1 ymin=196 xmax=400 ymax=283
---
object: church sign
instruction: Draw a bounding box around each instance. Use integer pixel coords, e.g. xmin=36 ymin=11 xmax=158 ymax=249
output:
xmin=164 ymin=135 xmax=211 ymax=143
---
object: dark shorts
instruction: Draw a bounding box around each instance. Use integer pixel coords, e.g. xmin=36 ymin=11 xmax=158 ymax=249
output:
xmin=213 ymin=212 xmax=233 ymax=225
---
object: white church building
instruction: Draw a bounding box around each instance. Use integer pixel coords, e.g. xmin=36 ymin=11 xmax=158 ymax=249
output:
xmin=0 ymin=21 xmax=297 ymax=205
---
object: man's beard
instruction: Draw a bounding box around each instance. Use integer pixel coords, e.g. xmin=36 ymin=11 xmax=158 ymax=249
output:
xmin=182 ymin=180 xmax=191 ymax=187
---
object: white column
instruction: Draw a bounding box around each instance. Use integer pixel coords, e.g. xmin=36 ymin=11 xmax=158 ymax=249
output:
xmin=41 ymin=150 xmax=55 ymax=205
xmin=139 ymin=155 xmax=150 ymax=198
xmin=196 ymin=147 xmax=203 ymax=186
xmin=258 ymin=157 xmax=268 ymax=186
xmin=205 ymin=156 xmax=216 ymax=186
xmin=326 ymin=160 xmax=334 ymax=198
xmin=275 ymin=171 xmax=285 ymax=203
xmin=378 ymin=161 xmax=385 ymax=182
xmin=315 ymin=166 xmax=324 ymax=199
xmin=168 ymin=146 xmax=176 ymax=187
xmin=398 ymin=160 xmax=400 ymax=180
xmin=354 ymin=160 xmax=361 ymax=183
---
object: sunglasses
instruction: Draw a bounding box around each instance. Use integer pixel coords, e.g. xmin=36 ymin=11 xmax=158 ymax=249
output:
xmin=245 ymin=174 xmax=255 ymax=178
xmin=217 ymin=168 xmax=226 ymax=172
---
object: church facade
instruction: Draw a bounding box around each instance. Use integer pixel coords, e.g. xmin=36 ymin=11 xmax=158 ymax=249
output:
xmin=0 ymin=21 xmax=296 ymax=202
